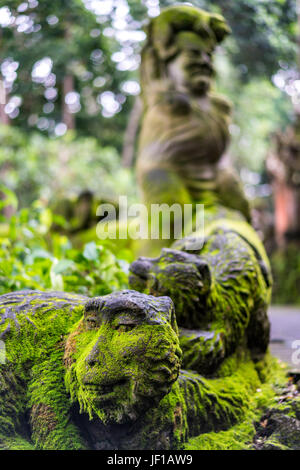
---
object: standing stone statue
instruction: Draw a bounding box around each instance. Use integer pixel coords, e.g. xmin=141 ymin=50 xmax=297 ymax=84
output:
xmin=137 ymin=5 xmax=251 ymax=234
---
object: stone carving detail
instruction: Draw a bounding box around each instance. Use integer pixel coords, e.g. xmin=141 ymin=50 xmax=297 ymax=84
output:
xmin=0 ymin=6 xmax=283 ymax=451
xmin=0 ymin=289 xmax=271 ymax=450
xmin=137 ymin=5 xmax=250 ymax=223
xmin=130 ymin=218 xmax=272 ymax=374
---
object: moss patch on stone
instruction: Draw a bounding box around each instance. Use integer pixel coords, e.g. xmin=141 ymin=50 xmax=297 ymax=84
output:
xmin=184 ymin=355 xmax=289 ymax=450
xmin=0 ymin=290 xmax=88 ymax=449
xmin=0 ymin=288 xmax=294 ymax=450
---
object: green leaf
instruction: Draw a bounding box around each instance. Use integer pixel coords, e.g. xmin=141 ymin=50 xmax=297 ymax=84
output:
xmin=31 ymin=249 xmax=52 ymax=260
xmin=83 ymin=242 xmax=99 ymax=261
xmin=52 ymin=259 xmax=74 ymax=274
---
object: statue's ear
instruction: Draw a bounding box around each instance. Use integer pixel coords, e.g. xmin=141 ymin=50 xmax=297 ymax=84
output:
xmin=209 ymin=14 xmax=231 ymax=43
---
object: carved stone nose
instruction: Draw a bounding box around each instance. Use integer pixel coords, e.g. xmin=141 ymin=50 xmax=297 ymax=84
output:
xmin=86 ymin=339 xmax=101 ymax=366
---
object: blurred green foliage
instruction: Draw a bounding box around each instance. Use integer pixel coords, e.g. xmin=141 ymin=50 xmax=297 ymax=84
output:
xmin=1 ymin=0 xmax=147 ymax=148
xmin=201 ymin=0 xmax=297 ymax=79
xmin=0 ymin=194 xmax=131 ymax=296
xmin=1 ymin=0 xmax=297 ymax=160
xmin=0 ymin=124 xmax=137 ymax=207
xmin=215 ymin=56 xmax=292 ymax=171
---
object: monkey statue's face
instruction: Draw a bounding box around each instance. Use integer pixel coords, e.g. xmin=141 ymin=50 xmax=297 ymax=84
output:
xmin=64 ymin=290 xmax=181 ymax=425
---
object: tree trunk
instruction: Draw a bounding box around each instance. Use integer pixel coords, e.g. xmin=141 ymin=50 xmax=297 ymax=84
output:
xmin=62 ymin=74 xmax=75 ymax=130
xmin=121 ymin=97 xmax=142 ymax=168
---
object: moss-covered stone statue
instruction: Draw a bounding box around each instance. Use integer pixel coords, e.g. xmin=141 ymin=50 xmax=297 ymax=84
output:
xmin=0 ymin=289 xmax=292 ymax=450
xmin=129 ymin=214 xmax=272 ymax=373
xmin=137 ymin=4 xmax=251 ymax=248
xmin=130 ymin=4 xmax=273 ymax=391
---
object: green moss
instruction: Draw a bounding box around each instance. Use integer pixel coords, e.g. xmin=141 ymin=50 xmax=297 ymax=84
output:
xmin=184 ymin=355 xmax=288 ymax=450
xmin=0 ymin=436 xmax=35 ymax=450
xmin=0 ymin=288 xmax=295 ymax=450
xmin=0 ymin=291 xmax=88 ymax=449
xmin=131 ymin=212 xmax=272 ymax=370
xmin=65 ymin=315 xmax=181 ymax=425
xmin=132 ymin=354 xmax=288 ymax=450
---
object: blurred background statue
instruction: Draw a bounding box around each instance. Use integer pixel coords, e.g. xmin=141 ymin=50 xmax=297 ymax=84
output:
xmin=267 ymin=117 xmax=300 ymax=248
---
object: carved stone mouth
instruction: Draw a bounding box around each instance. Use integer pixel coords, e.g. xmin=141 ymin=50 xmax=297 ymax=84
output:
xmin=83 ymin=378 xmax=128 ymax=396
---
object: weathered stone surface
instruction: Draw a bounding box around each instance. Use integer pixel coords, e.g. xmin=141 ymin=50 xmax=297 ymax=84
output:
xmin=254 ymin=408 xmax=300 ymax=450
xmin=130 ymin=209 xmax=272 ymax=373
xmin=0 ymin=290 xmax=87 ymax=450
xmin=0 ymin=289 xmax=282 ymax=450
